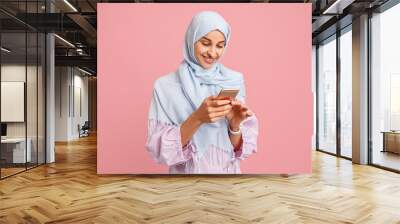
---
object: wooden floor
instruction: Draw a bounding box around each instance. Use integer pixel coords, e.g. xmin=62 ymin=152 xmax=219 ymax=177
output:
xmin=1 ymin=134 xmax=400 ymax=224
xmin=1 ymin=167 xmax=26 ymax=178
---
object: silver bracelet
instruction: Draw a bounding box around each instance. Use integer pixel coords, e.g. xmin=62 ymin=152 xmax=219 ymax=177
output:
xmin=228 ymin=125 xmax=242 ymax=135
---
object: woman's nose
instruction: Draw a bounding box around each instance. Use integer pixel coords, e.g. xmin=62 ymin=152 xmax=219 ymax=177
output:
xmin=207 ymin=47 xmax=218 ymax=59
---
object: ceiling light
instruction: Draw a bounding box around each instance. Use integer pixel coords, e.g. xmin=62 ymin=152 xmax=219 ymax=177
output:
xmin=78 ymin=67 xmax=93 ymax=76
xmin=54 ymin=34 xmax=75 ymax=48
xmin=322 ymin=0 xmax=355 ymax=14
xmin=1 ymin=47 xmax=11 ymax=53
xmin=63 ymin=0 xmax=78 ymax=12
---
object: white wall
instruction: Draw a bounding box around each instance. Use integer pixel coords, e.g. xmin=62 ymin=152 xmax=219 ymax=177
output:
xmin=55 ymin=66 xmax=69 ymax=141
xmin=1 ymin=65 xmax=42 ymax=137
xmin=72 ymin=73 xmax=89 ymax=138
xmin=55 ymin=67 xmax=89 ymax=141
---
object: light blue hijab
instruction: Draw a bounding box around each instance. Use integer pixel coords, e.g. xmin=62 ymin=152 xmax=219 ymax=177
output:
xmin=148 ymin=11 xmax=246 ymax=157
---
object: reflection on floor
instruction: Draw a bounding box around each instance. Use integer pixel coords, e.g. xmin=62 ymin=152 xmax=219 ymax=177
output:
xmin=373 ymin=150 xmax=400 ymax=171
xmin=0 ymin=167 xmax=25 ymax=178
xmin=0 ymin=163 xmax=41 ymax=178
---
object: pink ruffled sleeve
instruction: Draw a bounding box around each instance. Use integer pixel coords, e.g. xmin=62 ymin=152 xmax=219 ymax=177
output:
xmin=145 ymin=119 xmax=194 ymax=166
xmin=234 ymin=115 xmax=259 ymax=160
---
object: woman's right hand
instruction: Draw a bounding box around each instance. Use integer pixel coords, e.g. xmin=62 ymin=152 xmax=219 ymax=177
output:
xmin=192 ymin=96 xmax=232 ymax=124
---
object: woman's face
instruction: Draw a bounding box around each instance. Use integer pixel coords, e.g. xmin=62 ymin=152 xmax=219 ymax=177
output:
xmin=194 ymin=30 xmax=226 ymax=69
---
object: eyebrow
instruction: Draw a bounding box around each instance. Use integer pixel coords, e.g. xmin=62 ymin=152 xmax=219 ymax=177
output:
xmin=200 ymin=37 xmax=225 ymax=45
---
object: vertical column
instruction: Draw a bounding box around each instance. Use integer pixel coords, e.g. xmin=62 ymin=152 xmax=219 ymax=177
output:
xmin=46 ymin=0 xmax=55 ymax=163
xmin=352 ymin=14 xmax=369 ymax=164
xmin=336 ymin=30 xmax=341 ymax=156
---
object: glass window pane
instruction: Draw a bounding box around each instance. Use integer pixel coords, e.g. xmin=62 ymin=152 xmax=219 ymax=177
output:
xmin=340 ymin=28 xmax=352 ymax=158
xmin=312 ymin=45 xmax=317 ymax=150
xmin=1 ymin=31 xmax=27 ymax=177
xmin=318 ymin=36 xmax=337 ymax=154
xmin=371 ymin=3 xmax=400 ymax=171
xmin=38 ymin=32 xmax=45 ymax=165
xmin=27 ymin=31 xmax=38 ymax=169
xmin=0 ymin=1 xmax=46 ymax=179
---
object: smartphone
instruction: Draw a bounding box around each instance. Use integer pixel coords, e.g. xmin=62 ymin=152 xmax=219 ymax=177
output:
xmin=217 ymin=88 xmax=239 ymax=100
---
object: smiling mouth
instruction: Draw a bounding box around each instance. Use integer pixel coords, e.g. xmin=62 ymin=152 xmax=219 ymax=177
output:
xmin=202 ymin=56 xmax=215 ymax=64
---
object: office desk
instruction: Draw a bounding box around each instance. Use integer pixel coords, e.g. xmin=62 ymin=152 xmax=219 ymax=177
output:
xmin=1 ymin=138 xmax=32 ymax=164
xmin=381 ymin=131 xmax=400 ymax=154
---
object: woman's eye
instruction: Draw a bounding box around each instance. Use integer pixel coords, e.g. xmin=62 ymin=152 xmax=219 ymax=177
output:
xmin=217 ymin=45 xmax=224 ymax=49
xmin=201 ymin=42 xmax=210 ymax=46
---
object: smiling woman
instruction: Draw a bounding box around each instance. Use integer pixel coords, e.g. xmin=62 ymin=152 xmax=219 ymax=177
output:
xmin=145 ymin=11 xmax=259 ymax=174
xmin=194 ymin=31 xmax=226 ymax=69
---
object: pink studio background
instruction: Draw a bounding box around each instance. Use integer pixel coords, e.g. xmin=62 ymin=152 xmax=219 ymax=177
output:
xmin=97 ymin=3 xmax=312 ymax=174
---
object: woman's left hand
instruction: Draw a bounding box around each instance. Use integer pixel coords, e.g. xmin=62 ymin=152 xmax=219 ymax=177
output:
xmin=226 ymin=100 xmax=254 ymax=130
